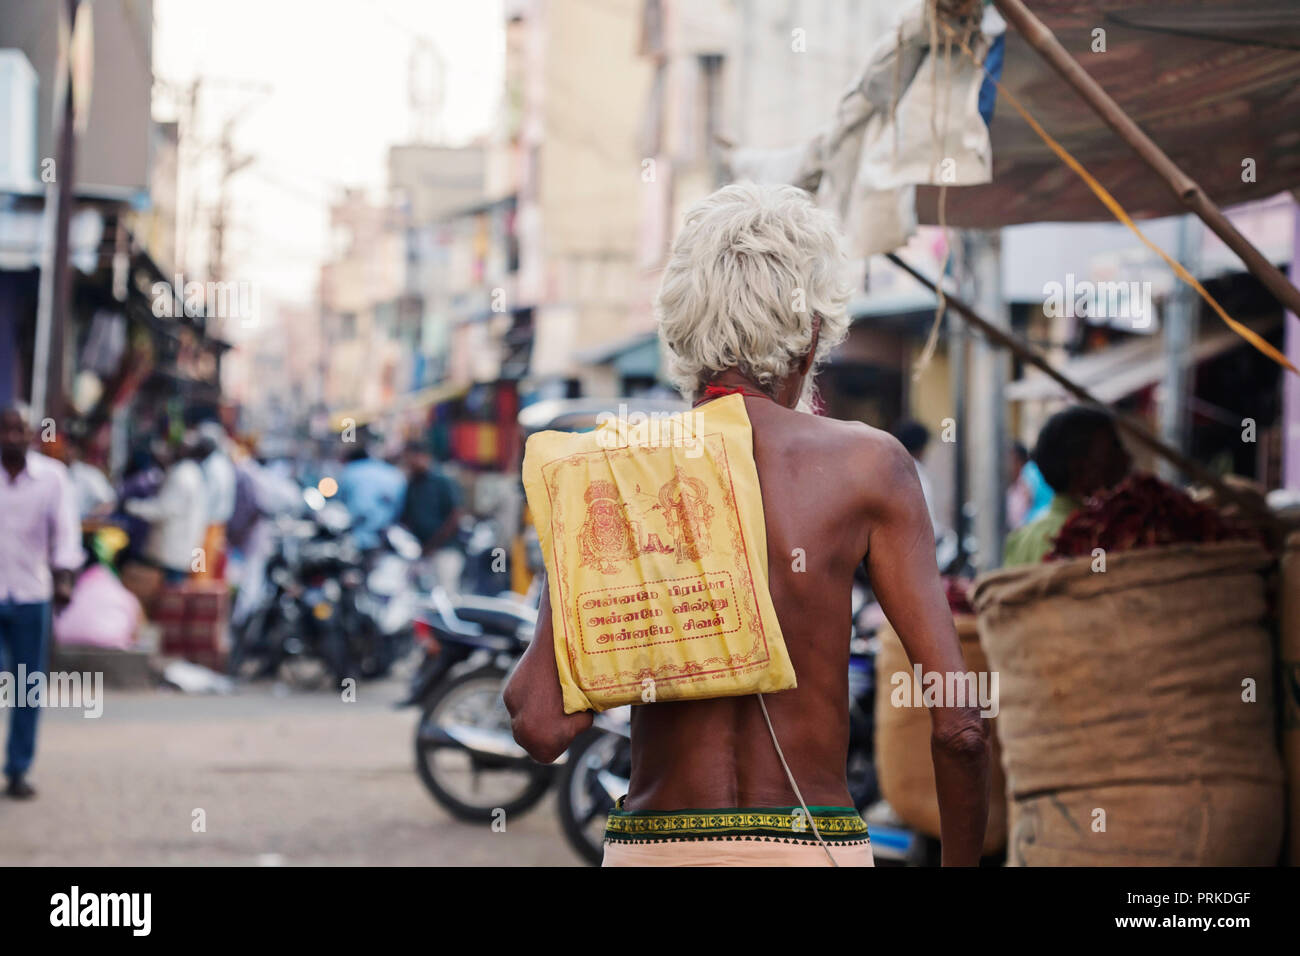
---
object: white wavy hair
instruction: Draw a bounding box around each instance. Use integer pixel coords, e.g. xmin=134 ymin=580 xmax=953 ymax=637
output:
xmin=656 ymin=181 xmax=852 ymax=405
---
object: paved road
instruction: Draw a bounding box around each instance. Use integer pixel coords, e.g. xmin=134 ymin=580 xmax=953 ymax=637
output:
xmin=0 ymin=677 xmax=584 ymax=866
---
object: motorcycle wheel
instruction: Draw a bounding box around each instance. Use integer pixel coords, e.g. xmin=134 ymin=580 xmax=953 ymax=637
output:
xmin=350 ymin=616 xmax=393 ymax=680
xmin=414 ymin=666 xmax=552 ymax=823
xmin=846 ymin=745 xmax=879 ymax=814
xmin=226 ymin=618 xmax=255 ymax=679
xmin=278 ymin=624 xmax=336 ymax=691
xmin=228 ymin=606 xmax=283 ymax=681
xmin=846 ymin=712 xmax=879 ymax=812
xmin=556 ymin=727 xmax=629 ymax=866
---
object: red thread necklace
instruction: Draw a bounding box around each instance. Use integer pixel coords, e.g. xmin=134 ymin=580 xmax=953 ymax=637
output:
xmin=693 ymin=383 xmax=773 ymax=408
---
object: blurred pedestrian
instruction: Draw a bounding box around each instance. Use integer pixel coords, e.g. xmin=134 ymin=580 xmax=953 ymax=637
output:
xmin=124 ymin=433 xmax=208 ymax=584
xmin=400 ymin=440 xmax=462 ymax=554
xmin=0 ymin=403 xmax=85 ymax=799
xmin=893 ymin=420 xmax=944 ymax=537
xmin=65 ymin=436 xmax=116 ymax=519
xmin=226 ymin=440 xmax=261 ymax=559
xmin=336 ymin=438 xmax=406 ymax=549
xmin=114 ymin=445 xmax=164 ymax=565
xmin=1005 ymin=440 xmax=1052 ymax=530
xmin=228 ymin=441 xmax=303 ymax=626
xmin=1002 ymin=407 xmax=1132 ymax=567
xmin=195 ymin=421 xmax=236 ymax=580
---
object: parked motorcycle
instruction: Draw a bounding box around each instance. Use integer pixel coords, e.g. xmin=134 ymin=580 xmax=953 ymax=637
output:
xmin=349 ymin=523 xmax=425 ymax=679
xmin=554 ymin=708 xmax=631 ymax=865
xmin=455 ymin=514 xmax=514 ymax=597
xmin=406 ymin=585 xmax=554 ymax=822
xmin=228 ymin=488 xmax=393 ymax=689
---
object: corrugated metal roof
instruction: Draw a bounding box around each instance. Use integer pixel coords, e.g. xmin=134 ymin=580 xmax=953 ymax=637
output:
xmin=919 ymin=1 xmax=1300 ymax=226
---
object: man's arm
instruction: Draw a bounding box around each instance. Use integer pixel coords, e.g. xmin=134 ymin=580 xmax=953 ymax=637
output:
xmin=50 ymin=462 xmax=85 ymax=610
xmin=124 ymin=468 xmax=185 ymax=521
xmin=862 ymin=433 xmax=990 ymax=866
xmin=503 ymin=580 xmax=593 ymax=762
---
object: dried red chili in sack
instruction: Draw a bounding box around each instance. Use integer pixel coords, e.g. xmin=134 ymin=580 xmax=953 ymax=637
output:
xmin=1048 ymin=473 xmax=1259 ymax=560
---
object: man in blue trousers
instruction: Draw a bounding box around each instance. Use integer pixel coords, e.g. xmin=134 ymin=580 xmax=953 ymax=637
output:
xmin=0 ymin=403 xmax=84 ymax=799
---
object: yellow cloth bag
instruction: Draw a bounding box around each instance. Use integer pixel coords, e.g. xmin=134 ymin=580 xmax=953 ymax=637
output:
xmin=522 ymin=394 xmax=796 ymax=713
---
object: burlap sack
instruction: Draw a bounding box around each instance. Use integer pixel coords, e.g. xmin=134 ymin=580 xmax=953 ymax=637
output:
xmin=1281 ymin=531 xmax=1300 ymax=866
xmin=971 ymin=541 xmax=1283 ymax=866
xmin=1008 ymin=781 xmax=1283 ymax=866
xmin=874 ymin=615 xmax=1007 ymax=853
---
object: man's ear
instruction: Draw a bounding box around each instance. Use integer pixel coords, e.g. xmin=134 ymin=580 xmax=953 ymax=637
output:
xmin=798 ymin=313 xmax=823 ymax=375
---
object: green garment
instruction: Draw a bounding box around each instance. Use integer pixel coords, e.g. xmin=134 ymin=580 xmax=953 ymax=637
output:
xmin=1002 ymin=494 xmax=1080 ymax=567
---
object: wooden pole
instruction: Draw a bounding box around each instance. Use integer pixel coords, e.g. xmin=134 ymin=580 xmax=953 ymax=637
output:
xmin=31 ymin=0 xmax=81 ymax=429
xmin=885 ymin=252 xmax=1277 ymax=526
xmin=965 ymin=231 xmax=1010 ymax=571
xmin=991 ymin=0 xmax=1300 ymax=321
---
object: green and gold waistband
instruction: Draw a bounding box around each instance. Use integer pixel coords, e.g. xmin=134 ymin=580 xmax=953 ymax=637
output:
xmin=604 ymin=800 xmax=870 ymax=845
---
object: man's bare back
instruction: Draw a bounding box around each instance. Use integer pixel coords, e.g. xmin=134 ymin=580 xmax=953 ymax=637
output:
xmin=626 ymin=395 xmax=910 ymax=810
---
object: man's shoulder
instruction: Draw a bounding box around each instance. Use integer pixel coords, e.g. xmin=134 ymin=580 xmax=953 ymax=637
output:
xmin=410 ymin=469 xmax=451 ymax=494
xmin=785 ymin=412 xmax=912 ymax=473
xmin=30 ymin=449 xmax=68 ymax=472
xmin=176 ymin=459 xmax=208 ymax=487
xmin=28 ymin=450 xmax=72 ymax=486
xmin=757 ymin=411 xmax=917 ymax=524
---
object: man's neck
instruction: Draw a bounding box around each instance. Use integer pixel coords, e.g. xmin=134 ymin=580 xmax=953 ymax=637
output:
xmin=705 ymin=368 xmax=800 ymax=409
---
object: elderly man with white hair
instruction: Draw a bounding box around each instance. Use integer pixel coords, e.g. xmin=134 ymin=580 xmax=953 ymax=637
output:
xmin=505 ymin=182 xmax=988 ymax=866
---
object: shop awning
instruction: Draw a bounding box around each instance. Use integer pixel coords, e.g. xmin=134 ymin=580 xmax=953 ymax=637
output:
xmin=0 ymin=204 xmax=104 ymax=273
xmin=574 ymin=330 xmax=661 ymax=378
xmin=918 ymin=1 xmax=1300 ymax=227
xmin=1005 ymin=316 xmax=1283 ymax=403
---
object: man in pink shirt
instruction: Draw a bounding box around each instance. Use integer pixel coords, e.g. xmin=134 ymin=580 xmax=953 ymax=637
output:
xmin=0 ymin=404 xmax=84 ymax=799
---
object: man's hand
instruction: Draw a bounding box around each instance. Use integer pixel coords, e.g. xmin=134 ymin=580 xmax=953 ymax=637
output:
xmin=503 ymin=580 xmax=593 ymax=763
xmin=53 ymin=569 xmax=75 ymax=612
xmin=862 ymin=433 xmax=990 ymax=866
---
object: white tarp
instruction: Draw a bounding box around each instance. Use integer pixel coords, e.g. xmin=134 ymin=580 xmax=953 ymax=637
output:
xmin=729 ymin=1 xmax=1002 ymax=256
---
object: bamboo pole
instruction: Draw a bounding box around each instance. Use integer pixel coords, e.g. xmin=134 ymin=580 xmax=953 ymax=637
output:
xmin=991 ymin=0 xmax=1300 ymax=322
xmin=885 ymin=252 xmax=1277 ymax=526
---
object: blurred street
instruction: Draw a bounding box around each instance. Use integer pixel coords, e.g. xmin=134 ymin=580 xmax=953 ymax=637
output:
xmin=1 ymin=679 xmax=580 ymax=866
xmin=1 ymin=0 xmax=1299 ymax=876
